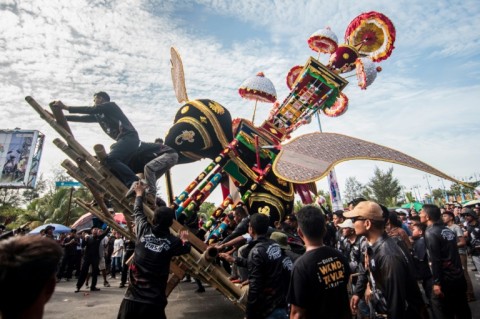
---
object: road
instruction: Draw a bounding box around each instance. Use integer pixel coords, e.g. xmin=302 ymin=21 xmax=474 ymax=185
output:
xmin=45 ymin=277 xmax=244 ymax=319
xmin=45 ymin=261 xmax=480 ymax=318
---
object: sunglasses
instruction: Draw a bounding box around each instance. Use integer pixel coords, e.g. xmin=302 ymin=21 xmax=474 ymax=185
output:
xmin=351 ymin=217 xmax=367 ymax=223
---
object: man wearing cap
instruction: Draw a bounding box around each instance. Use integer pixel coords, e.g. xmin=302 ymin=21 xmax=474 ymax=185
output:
xmin=442 ymin=210 xmax=475 ymax=302
xmin=270 ymin=231 xmax=300 ymax=262
xmin=347 ymin=201 xmax=425 ymax=319
xmin=43 ymin=226 xmax=55 ymax=240
xmin=337 ymin=219 xmax=366 ymax=275
xmin=221 ymin=213 xmax=292 ymax=319
xmin=420 ymin=204 xmax=471 ymax=319
xmin=287 ymin=206 xmax=351 ymax=319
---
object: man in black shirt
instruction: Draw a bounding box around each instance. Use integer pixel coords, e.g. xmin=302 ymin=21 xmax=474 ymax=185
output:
xmin=57 ymin=228 xmax=78 ymax=282
xmin=75 ymin=226 xmax=110 ymax=292
xmin=346 ymin=201 xmax=425 ymax=319
xmin=117 ymin=181 xmax=190 ymax=319
xmin=220 ymin=213 xmax=292 ymax=319
xmin=420 ymin=204 xmax=471 ymax=319
xmin=53 ymin=92 xmax=139 ymax=188
xmin=288 ymin=206 xmax=351 ymax=319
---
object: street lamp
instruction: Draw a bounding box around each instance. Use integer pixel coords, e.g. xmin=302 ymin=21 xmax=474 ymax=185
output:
xmin=412 ymin=185 xmax=422 ymax=203
xmin=423 ymin=175 xmax=433 ymax=203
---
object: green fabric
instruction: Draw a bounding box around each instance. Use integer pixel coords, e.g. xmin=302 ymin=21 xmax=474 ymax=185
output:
xmin=401 ymin=202 xmax=423 ymax=211
xmin=223 ymin=160 xmax=248 ymax=186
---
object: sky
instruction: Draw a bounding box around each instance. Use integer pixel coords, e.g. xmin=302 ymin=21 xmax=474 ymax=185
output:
xmin=1 ymin=0 xmax=479 ymax=205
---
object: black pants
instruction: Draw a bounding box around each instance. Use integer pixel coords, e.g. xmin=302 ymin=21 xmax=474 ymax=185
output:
xmin=76 ymin=258 xmax=99 ymax=290
xmin=57 ymin=253 xmax=75 ymax=280
xmin=117 ymin=299 xmax=166 ymax=319
xmin=73 ymin=250 xmax=82 ymax=277
xmin=106 ymin=134 xmax=139 ymax=187
xmin=431 ymin=277 xmax=471 ymax=319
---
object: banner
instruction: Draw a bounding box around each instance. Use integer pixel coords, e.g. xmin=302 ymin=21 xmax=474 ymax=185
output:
xmin=0 ymin=130 xmax=44 ymax=188
xmin=328 ymin=169 xmax=343 ymax=211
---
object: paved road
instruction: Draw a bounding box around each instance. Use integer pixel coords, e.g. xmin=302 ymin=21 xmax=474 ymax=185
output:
xmin=45 ymin=260 xmax=480 ymax=319
xmin=45 ymin=277 xmax=244 ymax=319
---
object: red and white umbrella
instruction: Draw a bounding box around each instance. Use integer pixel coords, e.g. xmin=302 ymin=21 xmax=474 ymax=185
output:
xmin=355 ymin=57 xmax=380 ymax=90
xmin=322 ymin=92 xmax=349 ymax=117
xmin=239 ymin=72 xmax=276 ymax=124
xmin=308 ymin=27 xmax=339 ymax=55
xmin=286 ymin=65 xmax=303 ymax=90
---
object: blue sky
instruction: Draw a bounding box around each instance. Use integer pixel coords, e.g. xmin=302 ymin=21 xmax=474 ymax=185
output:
xmin=1 ymin=0 xmax=479 ymax=203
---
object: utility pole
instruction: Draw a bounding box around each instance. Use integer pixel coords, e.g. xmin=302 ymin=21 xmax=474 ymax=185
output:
xmin=65 ymin=186 xmax=74 ymax=226
xmin=438 ymin=178 xmax=448 ymax=203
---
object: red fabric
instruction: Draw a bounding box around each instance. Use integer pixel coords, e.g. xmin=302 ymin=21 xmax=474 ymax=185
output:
xmin=294 ymin=183 xmax=314 ymax=204
xmin=220 ymin=178 xmax=230 ymax=200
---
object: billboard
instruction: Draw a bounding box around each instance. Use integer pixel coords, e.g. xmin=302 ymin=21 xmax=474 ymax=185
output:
xmin=0 ymin=130 xmax=45 ymax=188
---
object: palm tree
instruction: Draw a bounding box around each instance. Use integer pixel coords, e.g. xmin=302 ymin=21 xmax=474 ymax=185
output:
xmin=22 ymin=186 xmax=93 ymax=227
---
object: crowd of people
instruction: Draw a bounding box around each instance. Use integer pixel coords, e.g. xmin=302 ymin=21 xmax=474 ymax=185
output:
xmin=1 ymin=193 xmax=479 ymax=319
xmin=1 ymin=91 xmax=478 ymax=318
xmin=209 ymin=199 xmax=477 ymax=319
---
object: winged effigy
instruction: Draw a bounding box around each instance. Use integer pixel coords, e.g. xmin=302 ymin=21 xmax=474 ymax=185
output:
xmin=25 ymin=11 xmax=467 ymax=309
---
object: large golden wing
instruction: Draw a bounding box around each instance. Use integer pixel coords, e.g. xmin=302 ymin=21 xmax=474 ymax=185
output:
xmin=273 ymin=132 xmax=468 ymax=186
xmin=170 ymin=47 xmax=189 ymax=103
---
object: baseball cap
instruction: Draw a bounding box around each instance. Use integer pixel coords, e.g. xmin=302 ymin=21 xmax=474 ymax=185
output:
xmin=463 ymin=208 xmax=478 ymax=219
xmin=344 ymin=201 xmax=384 ymax=221
xmin=338 ymin=219 xmax=354 ymax=229
xmin=395 ymin=208 xmax=409 ymax=217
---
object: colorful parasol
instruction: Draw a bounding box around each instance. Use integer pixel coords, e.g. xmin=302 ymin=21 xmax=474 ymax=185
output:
xmin=308 ymin=27 xmax=338 ymax=55
xmin=355 ymin=57 xmax=381 ymax=90
xmin=344 ymin=11 xmax=396 ymax=62
xmin=322 ymin=92 xmax=348 ymax=117
xmin=239 ymin=72 xmax=277 ymax=124
xmin=285 ymin=65 xmax=303 ymax=90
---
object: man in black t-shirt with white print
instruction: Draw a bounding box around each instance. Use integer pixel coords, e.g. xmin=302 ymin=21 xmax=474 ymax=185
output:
xmin=287 ymin=206 xmax=351 ymax=319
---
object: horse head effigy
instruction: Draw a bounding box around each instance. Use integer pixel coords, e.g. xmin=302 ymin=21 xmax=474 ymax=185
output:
xmin=164 ymin=99 xmax=233 ymax=164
